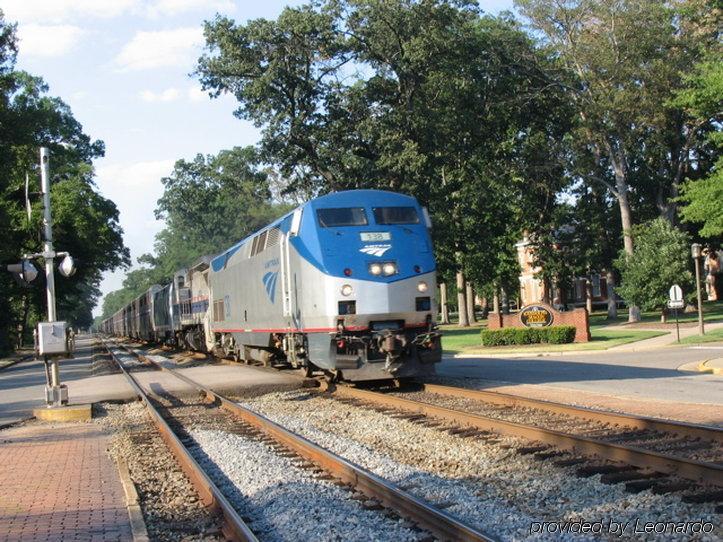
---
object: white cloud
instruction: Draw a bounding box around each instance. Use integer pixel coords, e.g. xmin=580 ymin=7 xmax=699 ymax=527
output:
xmin=17 ymin=24 xmax=85 ymax=57
xmin=2 ymin=0 xmax=136 ymax=24
xmin=114 ymin=27 xmax=204 ymax=71
xmin=187 ymin=85 xmax=208 ymax=102
xmin=95 ymin=159 xmax=174 ymax=263
xmin=144 ymin=0 xmax=235 ymax=19
xmin=140 ymin=88 xmax=181 ymax=103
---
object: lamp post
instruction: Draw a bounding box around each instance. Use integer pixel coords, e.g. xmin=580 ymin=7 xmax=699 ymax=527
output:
xmin=691 ymin=243 xmax=705 ymax=336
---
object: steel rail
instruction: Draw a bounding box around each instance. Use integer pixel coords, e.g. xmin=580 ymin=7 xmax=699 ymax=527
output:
xmin=101 ymin=341 xmax=258 ymax=542
xmin=328 ymin=385 xmax=723 ymax=487
xmin=418 ymin=382 xmax=723 ymax=444
xmin=122 ymin=343 xmax=495 ymax=542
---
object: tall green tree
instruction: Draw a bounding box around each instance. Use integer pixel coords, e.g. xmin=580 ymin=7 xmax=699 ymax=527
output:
xmin=516 ymin=0 xmax=719 ymax=321
xmin=675 ymin=59 xmax=723 ymax=238
xmin=0 ymin=10 xmax=128 ymax=350
xmin=198 ymin=1 xmax=574 ymax=325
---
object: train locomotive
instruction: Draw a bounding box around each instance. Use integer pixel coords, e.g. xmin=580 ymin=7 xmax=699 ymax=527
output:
xmin=101 ymin=189 xmax=442 ymax=381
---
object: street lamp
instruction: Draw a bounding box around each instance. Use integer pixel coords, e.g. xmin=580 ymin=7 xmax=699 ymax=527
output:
xmin=691 ymin=243 xmax=705 ymax=336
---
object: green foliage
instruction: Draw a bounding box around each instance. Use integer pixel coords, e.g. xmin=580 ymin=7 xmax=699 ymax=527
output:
xmin=480 ymin=325 xmax=576 ymax=346
xmin=516 ymin=0 xmax=720 ymax=260
xmin=615 ymin=218 xmax=694 ymax=312
xmin=675 ymin=59 xmax=723 ymax=238
xmin=197 ymin=0 xmax=574 ymax=294
xmin=0 ymin=11 xmax=127 ymax=351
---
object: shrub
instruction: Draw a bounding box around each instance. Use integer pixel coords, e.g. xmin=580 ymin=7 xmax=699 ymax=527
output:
xmin=545 ymin=326 xmax=576 ymax=344
xmin=481 ymin=325 xmax=576 ymax=346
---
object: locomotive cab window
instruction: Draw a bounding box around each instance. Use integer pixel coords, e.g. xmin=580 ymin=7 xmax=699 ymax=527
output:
xmin=372 ymin=206 xmax=420 ymax=225
xmin=316 ymin=208 xmax=368 ymax=227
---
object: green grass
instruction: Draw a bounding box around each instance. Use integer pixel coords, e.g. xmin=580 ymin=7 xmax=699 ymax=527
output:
xmin=440 ymin=322 xmax=487 ymax=353
xmin=678 ymin=327 xmax=723 ymax=345
xmin=441 ymin=325 xmax=665 ymax=354
xmin=589 ymin=300 xmax=723 ymax=327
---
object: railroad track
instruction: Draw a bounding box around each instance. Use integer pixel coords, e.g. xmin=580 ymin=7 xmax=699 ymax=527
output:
xmin=101 ymin=339 xmax=496 ymax=542
xmin=320 ymin=381 xmax=723 ymax=501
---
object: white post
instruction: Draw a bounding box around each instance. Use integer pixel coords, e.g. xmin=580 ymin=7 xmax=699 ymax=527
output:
xmin=39 ymin=147 xmax=62 ymax=393
xmin=40 ymin=147 xmax=57 ymax=322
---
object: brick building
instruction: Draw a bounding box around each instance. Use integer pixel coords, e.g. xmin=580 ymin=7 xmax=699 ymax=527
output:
xmin=515 ymin=235 xmax=613 ymax=310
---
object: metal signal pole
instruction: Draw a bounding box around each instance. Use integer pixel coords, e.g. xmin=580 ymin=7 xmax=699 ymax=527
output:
xmin=39 ymin=147 xmax=62 ymax=394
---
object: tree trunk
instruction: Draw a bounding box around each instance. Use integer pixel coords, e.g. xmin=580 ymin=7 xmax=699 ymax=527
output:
xmin=606 ymin=140 xmax=640 ymax=323
xmin=501 ymin=288 xmax=510 ymax=315
xmin=661 ymin=308 xmax=667 ymax=323
xmin=585 ymin=278 xmax=593 ymax=314
xmin=492 ymin=291 xmax=500 ymax=314
xmin=605 ymin=270 xmax=618 ymax=320
xmin=439 ymin=283 xmax=450 ymax=324
xmin=465 ymin=282 xmax=476 ymax=324
xmin=456 ymin=271 xmax=469 ymax=327
xmin=542 ymin=278 xmax=551 ymax=305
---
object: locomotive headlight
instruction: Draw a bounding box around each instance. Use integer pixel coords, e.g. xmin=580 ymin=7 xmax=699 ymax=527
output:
xmin=382 ymin=262 xmax=397 ymax=276
xmin=341 ymin=284 xmax=353 ymax=297
xmin=369 ymin=263 xmax=382 ymax=275
xmin=417 ymin=281 xmax=428 ymax=292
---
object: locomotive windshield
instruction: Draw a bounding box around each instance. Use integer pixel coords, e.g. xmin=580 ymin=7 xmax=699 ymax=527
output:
xmin=372 ymin=206 xmax=420 ymax=225
xmin=317 ymin=207 xmax=368 ymax=227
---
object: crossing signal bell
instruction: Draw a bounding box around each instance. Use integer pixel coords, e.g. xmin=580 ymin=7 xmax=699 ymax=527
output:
xmin=7 ymin=260 xmax=39 ymax=284
xmin=58 ymin=254 xmax=76 ymax=277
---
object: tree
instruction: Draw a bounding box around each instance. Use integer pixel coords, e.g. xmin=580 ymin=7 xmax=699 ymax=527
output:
xmin=615 ymin=218 xmax=693 ymax=315
xmin=515 ymin=0 xmax=719 ymax=322
xmin=675 ymin=60 xmax=723 ymax=238
xmin=0 ymin=10 xmax=127 ymax=351
xmin=198 ymin=1 xmax=574 ymax=326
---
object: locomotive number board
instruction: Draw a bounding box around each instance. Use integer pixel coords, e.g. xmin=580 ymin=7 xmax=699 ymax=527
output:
xmin=360 ymin=232 xmax=391 ymax=241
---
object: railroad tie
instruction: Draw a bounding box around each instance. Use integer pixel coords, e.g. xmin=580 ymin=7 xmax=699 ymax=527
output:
xmin=576 ymin=464 xmax=632 ymax=477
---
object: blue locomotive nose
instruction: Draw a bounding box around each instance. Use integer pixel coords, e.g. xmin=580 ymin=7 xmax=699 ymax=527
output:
xmin=297 ymin=191 xmax=436 ymax=282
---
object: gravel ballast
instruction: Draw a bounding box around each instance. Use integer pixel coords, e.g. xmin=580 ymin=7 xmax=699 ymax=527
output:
xmin=238 ymin=390 xmax=720 ymax=541
xmin=188 ymin=428 xmax=421 ymax=542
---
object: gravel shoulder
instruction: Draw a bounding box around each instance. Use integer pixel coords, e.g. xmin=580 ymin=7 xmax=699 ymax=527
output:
xmin=238 ymin=390 xmax=720 ymax=542
xmin=96 ymin=402 xmax=223 ymax=541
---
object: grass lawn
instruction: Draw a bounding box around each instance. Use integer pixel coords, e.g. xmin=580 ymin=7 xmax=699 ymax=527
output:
xmin=589 ymin=300 xmax=723 ymax=327
xmin=441 ymin=325 xmax=666 ymax=355
xmin=678 ymin=327 xmax=723 ymax=345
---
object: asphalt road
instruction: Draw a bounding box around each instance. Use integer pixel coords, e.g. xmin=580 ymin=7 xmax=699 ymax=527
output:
xmin=438 ymin=345 xmax=723 ymax=406
xmin=0 ymin=338 xmax=97 ymax=426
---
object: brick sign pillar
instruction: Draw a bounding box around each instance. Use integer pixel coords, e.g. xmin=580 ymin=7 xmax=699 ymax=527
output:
xmin=487 ymin=303 xmax=591 ymax=342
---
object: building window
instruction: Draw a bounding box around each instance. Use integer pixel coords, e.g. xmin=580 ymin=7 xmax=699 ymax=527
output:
xmin=591 ymin=274 xmax=601 ymax=297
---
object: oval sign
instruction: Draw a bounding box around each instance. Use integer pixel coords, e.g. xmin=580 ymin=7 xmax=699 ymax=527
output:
xmin=519 ymin=305 xmax=554 ymax=328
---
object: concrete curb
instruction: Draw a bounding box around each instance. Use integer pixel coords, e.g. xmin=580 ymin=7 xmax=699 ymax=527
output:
xmin=0 ymin=416 xmax=35 ymax=431
xmin=116 ymin=457 xmax=150 ymax=542
xmin=696 ymin=359 xmax=723 ymax=375
xmin=676 ymin=359 xmax=723 ymax=375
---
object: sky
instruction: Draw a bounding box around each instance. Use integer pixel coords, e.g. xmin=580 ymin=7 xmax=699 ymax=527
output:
xmin=3 ymin=0 xmax=514 ymax=316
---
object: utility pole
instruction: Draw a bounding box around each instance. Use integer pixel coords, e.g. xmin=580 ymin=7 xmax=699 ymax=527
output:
xmin=691 ymin=243 xmax=705 ymax=336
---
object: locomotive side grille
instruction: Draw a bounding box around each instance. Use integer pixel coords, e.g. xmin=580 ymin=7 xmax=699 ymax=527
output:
xmin=265 ymin=227 xmax=280 ymax=249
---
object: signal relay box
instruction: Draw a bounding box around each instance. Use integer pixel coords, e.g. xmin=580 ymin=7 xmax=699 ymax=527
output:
xmin=37 ymin=321 xmax=68 ymax=356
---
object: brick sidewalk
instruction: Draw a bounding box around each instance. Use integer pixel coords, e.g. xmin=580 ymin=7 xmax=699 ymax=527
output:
xmin=0 ymin=422 xmax=133 ymax=541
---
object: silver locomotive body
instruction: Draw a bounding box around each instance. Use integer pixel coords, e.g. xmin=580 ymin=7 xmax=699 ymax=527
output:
xmin=207 ymin=190 xmax=441 ymax=380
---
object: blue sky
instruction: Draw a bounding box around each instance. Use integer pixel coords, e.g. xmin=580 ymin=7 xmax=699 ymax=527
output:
xmin=3 ymin=0 xmax=514 ymax=315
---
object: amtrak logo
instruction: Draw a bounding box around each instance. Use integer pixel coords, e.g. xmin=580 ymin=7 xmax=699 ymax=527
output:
xmin=360 ymin=244 xmax=392 ymax=257
xmin=262 ymin=271 xmax=279 ymax=303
